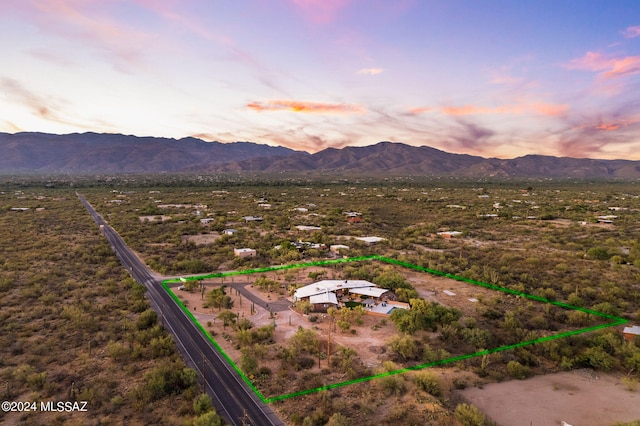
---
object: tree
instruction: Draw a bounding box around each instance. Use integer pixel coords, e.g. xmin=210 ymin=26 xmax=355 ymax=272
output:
xmin=207 ymin=287 xmax=234 ymax=311
xmin=388 ymin=334 xmax=418 ymax=361
xmin=374 ymin=269 xmax=413 ymax=291
xmin=580 ymin=346 xmax=614 ymax=371
xmin=241 ymin=348 xmax=258 ymax=375
xmin=587 ymin=247 xmax=609 ymax=260
xmin=217 ymin=310 xmax=237 ymax=329
xmin=193 ymin=393 xmax=213 ymax=416
xmin=193 ymin=410 xmax=224 ymax=426
xmin=136 ymin=309 xmax=157 ymax=330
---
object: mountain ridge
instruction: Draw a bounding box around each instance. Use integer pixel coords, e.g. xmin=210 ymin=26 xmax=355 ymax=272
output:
xmin=1 ymin=132 xmax=639 ymax=178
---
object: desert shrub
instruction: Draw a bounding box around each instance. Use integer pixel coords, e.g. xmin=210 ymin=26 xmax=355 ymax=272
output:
xmin=506 ymin=360 xmax=531 ymax=379
xmin=413 ymin=371 xmax=441 ymax=396
xmin=193 ymin=410 xmax=224 ymax=426
xmin=455 ymin=403 xmax=487 ymax=426
xmin=136 ymin=309 xmax=157 ymax=330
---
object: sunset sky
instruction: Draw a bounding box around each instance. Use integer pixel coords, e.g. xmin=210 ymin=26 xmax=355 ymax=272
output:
xmin=1 ymin=1 xmax=639 ymax=159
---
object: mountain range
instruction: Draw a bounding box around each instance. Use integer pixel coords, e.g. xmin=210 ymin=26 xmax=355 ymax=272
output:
xmin=2 ymin=132 xmax=640 ymax=178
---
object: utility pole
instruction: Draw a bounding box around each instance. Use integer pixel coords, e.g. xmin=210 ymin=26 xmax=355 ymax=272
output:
xmin=327 ymin=319 xmax=332 ymax=366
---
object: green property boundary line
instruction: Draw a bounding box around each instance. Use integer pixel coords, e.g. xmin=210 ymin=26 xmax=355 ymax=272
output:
xmin=161 ymin=255 xmax=628 ymax=404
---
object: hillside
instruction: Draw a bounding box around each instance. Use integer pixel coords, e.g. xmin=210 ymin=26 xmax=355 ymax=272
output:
xmin=2 ymin=132 xmax=640 ymax=178
xmin=0 ymin=132 xmax=298 ymax=173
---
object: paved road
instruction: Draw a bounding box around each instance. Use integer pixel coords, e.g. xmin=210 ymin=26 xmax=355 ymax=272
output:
xmin=77 ymin=193 xmax=283 ymax=426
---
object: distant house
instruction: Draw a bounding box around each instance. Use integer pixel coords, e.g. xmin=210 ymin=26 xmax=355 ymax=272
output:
xmin=243 ymin=215 xmax=263 ymax=222
xmin=437 ymin=231 xmax=463 ymax=238
xmin=623 ymin=326 xmax=640 ymax=341
xmin=200 ymin=218 xmax=215 ymax=225
xmin=597 ymin=215 xmax=616 ymax=224
xmin=355 ymin=236 xmax=386 ymax=245
xmin=330 ymin=244 xmax=350 ymax=253
xmin=223 ymin=229 xmax=237 ymax=235
xmin=234 ymin=248 xmax=256 ymax=258
xmin=295 ymin=225 xmax=322 ymax=231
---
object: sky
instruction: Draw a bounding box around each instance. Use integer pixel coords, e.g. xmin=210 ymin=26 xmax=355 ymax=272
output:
xmin=1 ymin=1 xmax=640 ymax=159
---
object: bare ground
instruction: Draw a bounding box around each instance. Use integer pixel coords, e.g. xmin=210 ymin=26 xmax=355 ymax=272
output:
xmin=460 ymin=370 xmax=640 ymax=426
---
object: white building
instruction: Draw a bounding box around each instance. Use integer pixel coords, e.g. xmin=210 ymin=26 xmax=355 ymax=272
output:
xmin=330 ymin=244 xmax=350 ymax=253
xmin=355 ymin=236 xmax=386 ymax=245
xmin=295 ymin=225 xmax=322 ymax=231
xmin=293 ymin=280 xmax=389 ymax=312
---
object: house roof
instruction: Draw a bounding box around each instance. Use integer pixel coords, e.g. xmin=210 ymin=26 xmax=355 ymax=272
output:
xmin=623 ymin=326 xmax=640 ymax=335
xmin=309 ymin=292 xmax=338 ymax=305
xmin=295 ymin=225 xmax=322 ymax=231
xmin=294 ymin=280 xmax=376 ymax=299
xmin=349 ymin=287 xmax=389 ymax=298
xmin=355 ymin=236 xmax=386 ymax=244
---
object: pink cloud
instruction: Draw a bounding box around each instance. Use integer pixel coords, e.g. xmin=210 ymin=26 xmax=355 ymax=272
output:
xmin=290 ymin=0 xmax=352 ymax=24
xmin=566 ymin=51 xmax=640 ymax=79
xmin=410 ymin=102 xmax=568 ymax=117
xmin=623 ymin=25 xmax=640 ymax=38
xmin=594 ymin=123 xmax=620 ymax=131
xmin=357 ymin=68 xmax=384 ymax=75
xmin=248 ymin=100 xmax=365 ymax=114
xmin=8 ymin=0 xmax=154 ymax=72
xmin=408 ymin=107 xmax=433 ymax=115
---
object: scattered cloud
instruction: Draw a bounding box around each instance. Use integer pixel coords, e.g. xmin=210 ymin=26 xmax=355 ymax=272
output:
xmin=247 ymin=100 xmax=365 ymax=114
xmin=0 ymin=77 xmax=103 ymax=130
xmin=408 ymin=107 xmax=433 ymax=115
xmin=7 ymin=1 xmax=155 ymax=73
xmin=440 ymin=119 xmax=496 ymax=155
xmin=409 ymin=102 xmax=568 ymax=117
xmin=594 ymin=123 xmax=620 ymax=131
xmin=1 ymin=78 xmax=64 ymax=122
xmin=357 ymin=68 xmax=383 ymax=75
xmin=566 ymin=51 xmax=640 ymax=79
xmin=552 ymin=108 xmax=640 ymax=158
xmin=623 ymin=25 xmax=640 ymax=38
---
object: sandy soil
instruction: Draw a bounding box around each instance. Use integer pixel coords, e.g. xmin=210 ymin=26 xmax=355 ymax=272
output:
xmin=181 ymin=232 xmax=221 ymax=245
xmin=460 ymin=370 xmax=640 ymax=426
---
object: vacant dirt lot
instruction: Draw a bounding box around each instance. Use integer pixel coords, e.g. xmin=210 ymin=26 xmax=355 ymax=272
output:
xmin=460 ymin=370 xmax=640 ymax=426
xmin=180 ymin=232 xmax=221 ymax=245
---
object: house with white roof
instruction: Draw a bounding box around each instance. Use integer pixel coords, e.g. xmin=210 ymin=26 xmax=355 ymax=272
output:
xmin=293 ymin=279 xmax=390 ymax=312
xmin=355 ymin=236 xmax=386 ymax=245
xmin=623 ymin=325 xmax=640 ymax=341
xmin=295 ymin=225 xmax=322 ymax=231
